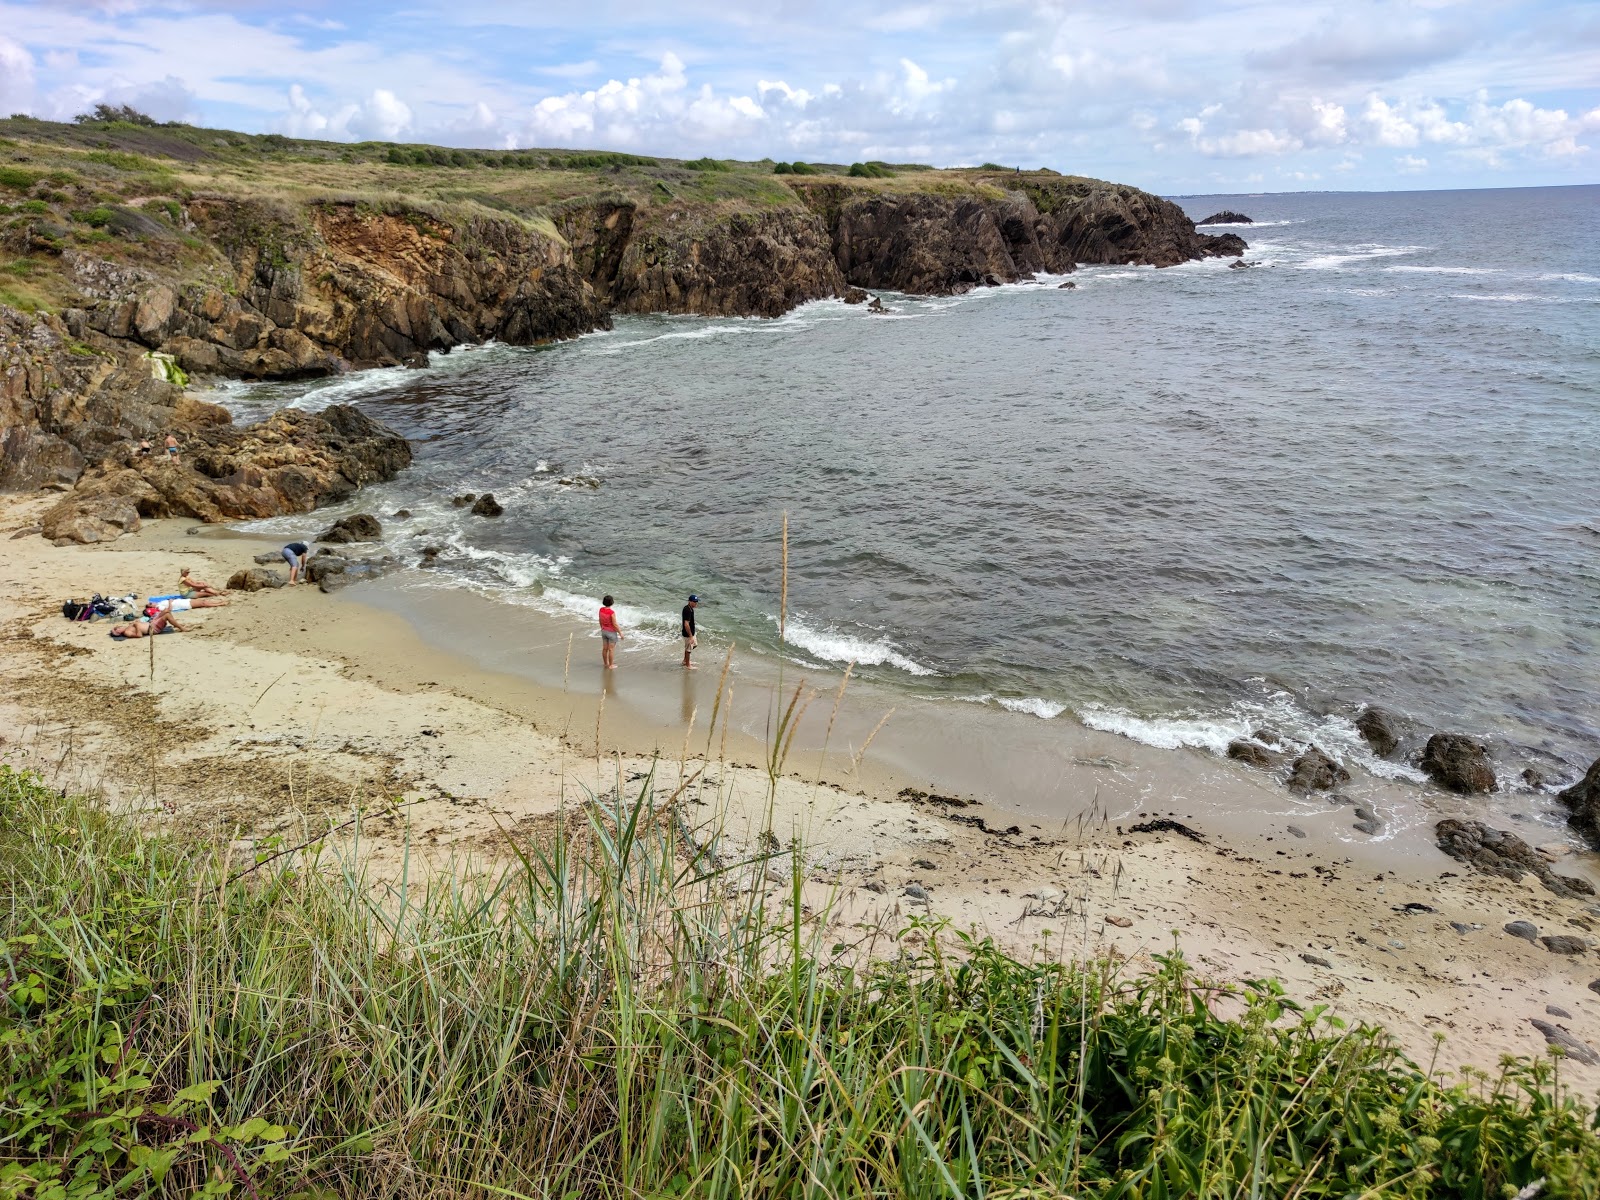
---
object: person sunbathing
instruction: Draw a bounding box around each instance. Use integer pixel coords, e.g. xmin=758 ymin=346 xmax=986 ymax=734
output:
xmin=179 ymin=567 xmax=227 ymax=598
xmin=110 ymin=611 xmax=187 ymax=639
xmin=146 ymin=595 xmax=228 ymax=614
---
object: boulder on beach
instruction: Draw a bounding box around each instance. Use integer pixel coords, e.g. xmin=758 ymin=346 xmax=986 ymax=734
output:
xmin=1197 ymin=211 xmax=1253 ymax=225
xmin=1557 ymin=756 xmax=1600 ymax=850
xmin=1435 ymin=818 xmax=1591 ymax=898
xmin=1530 ymin=1019 xmax=1600 ymax=1065
xmin=1355 ymin=706 xmax=1402 ymax=758
xmin=1287 ymin=745 xmax=1350 ymax=793
xmin=227 ymin=567 xmax=286 ymax=592
xmin=317 ymin=513 xmax=383 ymax=544
xmin=1421 ymin=733 xmax=1497 ymax=793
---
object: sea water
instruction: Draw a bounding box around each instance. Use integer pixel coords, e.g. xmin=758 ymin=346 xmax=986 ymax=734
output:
xmin=216 ymin=184 xmax=1600 ymax=789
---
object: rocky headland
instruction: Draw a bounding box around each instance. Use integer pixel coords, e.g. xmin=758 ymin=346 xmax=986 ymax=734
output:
xmin=1 ymin=116 xmax=1246 ymax=541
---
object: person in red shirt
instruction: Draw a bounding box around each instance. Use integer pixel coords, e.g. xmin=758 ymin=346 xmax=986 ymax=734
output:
xmin=598 ymin=595 xmax=624 ymax=669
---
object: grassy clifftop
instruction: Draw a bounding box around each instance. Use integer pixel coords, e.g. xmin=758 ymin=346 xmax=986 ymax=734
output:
xmin=0 ymin=113 xmax=1099 ymax=315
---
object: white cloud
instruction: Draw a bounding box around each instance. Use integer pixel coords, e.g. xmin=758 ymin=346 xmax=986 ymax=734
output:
xmin=0 ymin=35 xmax=33 ymax=115
xmin=1396 ymin=153 xmax=1428 ymax=172
xmin=284 ymin=84 xmax=413 ymax=140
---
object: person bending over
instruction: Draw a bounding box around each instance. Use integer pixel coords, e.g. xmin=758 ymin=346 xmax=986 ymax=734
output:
xmin=179 ymin=567 xmax=227 ymax=598
xmin=282 ymin=542 xmax=310 ymax=585
xmin=111 ymin=611 xmax=187 ymax=639
xmin=599 ymin=594 xmax=624 ymax=669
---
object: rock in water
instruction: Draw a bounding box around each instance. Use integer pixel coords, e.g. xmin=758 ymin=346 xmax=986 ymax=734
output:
xmin=841 ymin=287 xmax=870 ymax=304
xmin=1355 ymin=706 xmax=1402 ymax=757
xmin=1287 ymin=746 xmax=1350 ymax=793
xmin=1421 ymin=733 xmax=1497 ymax=793
xmin=1529 ymin=1019 xmax=1600 ymax=1065
xmin=1557 ymin=757 xmax=1600 ymax=850
xmin=1057 ymin=281 xmax=1077 ymax=289
xmin=317 ymin=513 xmax=382 ymax=543
xmin=227 ymin=567 xmax=286 ymax=591
xmin=1197 ymin=211 xmax=1253 ymax=225
xmin=1227 ymin=739 xmax=1284 ymax=769
xmin=470 ymin=493 xmax=504 ymax=517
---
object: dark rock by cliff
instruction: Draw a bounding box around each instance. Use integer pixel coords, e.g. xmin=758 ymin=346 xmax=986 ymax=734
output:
xmin=1558 ymin=757 xmax=1600 ymax=850
xmin=1196 ymin=211 xmax=1253 ymax=225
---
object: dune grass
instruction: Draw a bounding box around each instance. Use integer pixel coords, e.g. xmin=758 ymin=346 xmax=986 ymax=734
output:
xmin=2 ymin=761 xmax=1598 ymax=1199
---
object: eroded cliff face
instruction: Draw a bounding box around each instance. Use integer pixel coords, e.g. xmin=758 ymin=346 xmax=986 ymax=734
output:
xmin=787 ymin=177 xmax=1246 ymax=295
xmin=558 ymin=202 xmax=843 ymax=318
xmin=68 ymin=199 xmax=611 ymax=379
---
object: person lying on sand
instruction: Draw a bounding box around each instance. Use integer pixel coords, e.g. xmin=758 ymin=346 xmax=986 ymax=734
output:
xmin=111 ymin=611 xmax=187 ymax=639
xmin=146 ymin=596 xmax=228 ymax=614
xmin=178 ymin=567 xmax=227 ymax=598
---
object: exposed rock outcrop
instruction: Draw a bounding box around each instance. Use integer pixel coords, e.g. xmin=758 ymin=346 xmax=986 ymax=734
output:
xmin=65 ymin=200 xmax=612 ymax=376
xmin=41 ymin=403 xmax=411 ymax=543
xmin=1435 ymin=818 xmax=1592 ymax=898
xmin=1196 ymin=211 xmax=1253 ymax=225
xmin=1421 ymin=733 xmax=1497 ymax=793
xmin=1558 ymin=757 xmax=1600 ymax=850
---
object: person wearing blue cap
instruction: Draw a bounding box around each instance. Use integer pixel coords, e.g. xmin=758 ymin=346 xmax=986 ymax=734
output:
xmin=681 ymin=594 xmax=699 ymax=669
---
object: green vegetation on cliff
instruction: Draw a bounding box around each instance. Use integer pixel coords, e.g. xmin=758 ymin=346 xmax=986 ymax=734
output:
xmin=2 ymin=765 xmax=1596 ymax=1199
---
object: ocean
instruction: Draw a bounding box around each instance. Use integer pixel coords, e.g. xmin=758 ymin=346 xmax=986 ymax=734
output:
xmin=215 ymin=184 xmax=1600 ymax=791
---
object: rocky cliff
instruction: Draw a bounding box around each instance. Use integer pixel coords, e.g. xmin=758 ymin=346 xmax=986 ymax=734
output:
xmin=69 ymin=199 xmax=610 ymax=378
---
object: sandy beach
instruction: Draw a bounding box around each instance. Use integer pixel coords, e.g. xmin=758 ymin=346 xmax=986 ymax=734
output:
xmin=4 ymin=489 xmax=1599 ymax=1080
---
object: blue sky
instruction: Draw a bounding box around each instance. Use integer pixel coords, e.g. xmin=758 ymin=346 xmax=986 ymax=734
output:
xmin=1 ymin=0 xmax=1596 ymax=193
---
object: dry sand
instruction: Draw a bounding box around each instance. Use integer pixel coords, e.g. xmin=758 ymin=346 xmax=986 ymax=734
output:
xmin=3 ymin=490 xmax=1599 ymax=1081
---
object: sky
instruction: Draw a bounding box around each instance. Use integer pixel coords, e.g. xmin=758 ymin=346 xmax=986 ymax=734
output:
xmin=0 ymin=0 xmax=1596 ymax=193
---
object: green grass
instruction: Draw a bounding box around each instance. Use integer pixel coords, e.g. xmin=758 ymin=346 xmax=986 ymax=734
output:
xmin=3 ymin=765 xmax=1598 ymax=1199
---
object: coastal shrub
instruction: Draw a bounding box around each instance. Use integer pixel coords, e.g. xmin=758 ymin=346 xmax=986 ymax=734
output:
xmin=683 ymin=157 xmax=732 ymax=172
xmin=18 ymin=199 xmax=50 ymax=214
xmin=775 ymin=160 xmax=820 ymax=175
xmin=73 ymin=103 xmax=158 ymax=126
xmin=2 ymin=767 xmax=1598 ymax=1199
xmin=0 ymin=166 xmax=40 ymax=191
xmin=72 ymin=206 xmax=114 ymax=227
xmin=848 ymin=161 xmax=895 ymax=178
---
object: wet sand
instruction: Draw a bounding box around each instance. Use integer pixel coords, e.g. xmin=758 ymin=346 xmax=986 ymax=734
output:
xmin=3 ymin=490 xmax=1599 ymax=1078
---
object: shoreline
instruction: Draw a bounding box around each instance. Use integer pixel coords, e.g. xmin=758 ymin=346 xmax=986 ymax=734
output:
xmin=3 ymin=491 xmax=1600 ymax=1076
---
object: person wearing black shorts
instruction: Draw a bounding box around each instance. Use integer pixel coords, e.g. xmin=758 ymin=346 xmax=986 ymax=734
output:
xmin=681 ymin=594 xmax=699 ymax=669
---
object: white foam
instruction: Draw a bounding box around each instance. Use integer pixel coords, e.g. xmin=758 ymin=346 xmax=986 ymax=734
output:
xmin=1542 ymin=273 xmax=1599 ymax=284
xmin=1298 ymin=245 xmax=1425 ymax=271
xmin=1078 ymin=705 xmax=1244 ymax=753
xmin=1452 ymin=292 xmax=1540 ymax=303
xmin=779 ymin=615 xmax=935 ymax=676
xmin=1077 ymin=695 xmax=1428 ymax=783
xmin=997 ymin=696 xmax=1067 ymax=719
xmin=1383 ymin=265 xmax=1500 ymax=276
